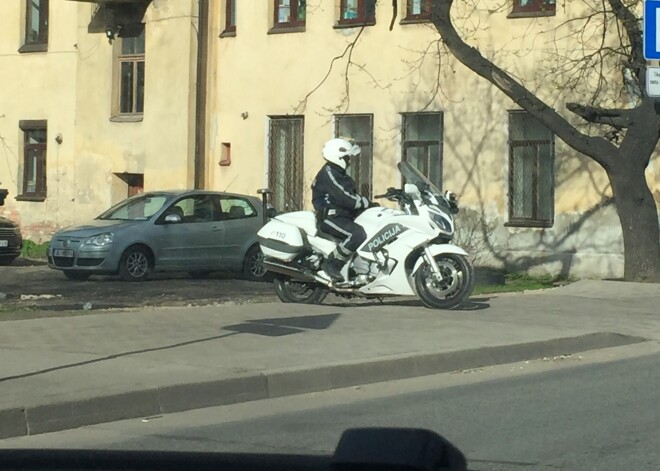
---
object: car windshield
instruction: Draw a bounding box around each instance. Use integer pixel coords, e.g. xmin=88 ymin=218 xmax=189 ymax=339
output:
xmin=96 ymin=194 xmax=169 ymax=221
xmin=398 ymin=161 xmax=443 ymax=196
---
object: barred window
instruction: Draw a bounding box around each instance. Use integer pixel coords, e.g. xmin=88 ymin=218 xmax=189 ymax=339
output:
xmin=508 ymin=111 xmax=554 ymax=227
xmin=268 ymin=116 xmax=304 ymax=211
xmin=334 ymin=114 xmax=373 ymax=198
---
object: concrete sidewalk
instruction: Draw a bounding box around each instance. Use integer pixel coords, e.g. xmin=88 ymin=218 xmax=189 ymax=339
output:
xmin=1 ymin=280 xmax=658 ymax=439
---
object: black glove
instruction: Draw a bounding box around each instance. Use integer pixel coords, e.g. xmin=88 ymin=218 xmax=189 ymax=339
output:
xmin=368 ymin=201 xmax=381 ymax=208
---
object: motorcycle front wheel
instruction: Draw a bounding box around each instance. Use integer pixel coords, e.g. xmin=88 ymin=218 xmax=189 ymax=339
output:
xmin=273 ymin=277 xmax=328 ymax=304
xmin=414 ymin=253 xmax=474 ymax=309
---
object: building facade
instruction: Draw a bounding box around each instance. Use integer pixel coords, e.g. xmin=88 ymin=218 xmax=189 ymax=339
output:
xmin=0 ymin=0 xmax=201 ymax=241
xmin=1 ymin=0 xmax=658 ymax=278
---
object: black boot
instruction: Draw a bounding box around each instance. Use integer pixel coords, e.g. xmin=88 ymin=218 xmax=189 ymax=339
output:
xmin=321 ymin=255 xmax=345 ymax=281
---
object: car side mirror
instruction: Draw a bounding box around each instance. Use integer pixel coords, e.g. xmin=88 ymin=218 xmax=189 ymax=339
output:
xmin=266 ymin=207 xmax=277 ymax=218
xmin=164 ymin=214 xmax=182 ymax=224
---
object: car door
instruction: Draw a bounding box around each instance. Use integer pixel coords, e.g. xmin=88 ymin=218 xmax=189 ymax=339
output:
xmin=215 ymin=195 xmax=260 ymax=269
xmin=154 ymin=195 xmax=224 ymax=269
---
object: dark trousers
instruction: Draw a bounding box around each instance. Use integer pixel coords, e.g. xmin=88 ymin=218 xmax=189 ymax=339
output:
xmin=319 ymin=216 xmax=367 ymax=260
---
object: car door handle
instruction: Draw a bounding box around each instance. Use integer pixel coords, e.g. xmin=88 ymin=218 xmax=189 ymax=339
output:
xmin=212 ymin=226 xmax=223 ymax=232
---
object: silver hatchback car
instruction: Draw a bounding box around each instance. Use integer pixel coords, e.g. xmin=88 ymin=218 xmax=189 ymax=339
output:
xmin=48 ymin=190 xmax=266 ymax=281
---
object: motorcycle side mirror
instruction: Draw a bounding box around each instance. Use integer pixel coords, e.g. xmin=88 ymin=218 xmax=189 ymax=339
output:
xmin=404 ymin=183 xmax=420 ymax=196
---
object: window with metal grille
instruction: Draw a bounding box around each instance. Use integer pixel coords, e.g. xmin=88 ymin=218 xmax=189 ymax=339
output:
xmin=334 ymin=114 xmax=373 ymax=198
xmin=19 ymin=120 xmax=47 ymax=201
xmin=508 ymin=111 xmax=554 ymax=227
xmin=117 ymin=28 xmax=145 ymax=116
xmin=338 ymin=0 xmax=376 ymax=26
xmin=268 ymin=117 xmax=304 ymax=212
xmin=20 ymin=0 xmax=49 ymax=53
xmin=273 ymin=0 xmax=306 ymax=29
xmin=401 ymin=112 xmax=443 ymax=188
xmin=509 ymin=0 xmax=556 ymax=18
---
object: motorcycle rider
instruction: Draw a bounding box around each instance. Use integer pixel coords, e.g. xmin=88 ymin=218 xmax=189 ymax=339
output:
xmin=312 ymin=137 xmax=373 ymax=281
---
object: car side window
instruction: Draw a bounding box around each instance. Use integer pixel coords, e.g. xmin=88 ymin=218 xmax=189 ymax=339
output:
xmin=218 ymin=196 xmax=256 ymax=221
xmin=164 ymin=196 xmax=216 ymax=223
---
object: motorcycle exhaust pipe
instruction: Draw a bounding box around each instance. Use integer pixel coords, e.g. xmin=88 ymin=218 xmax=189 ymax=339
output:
xmin=263 ymin=260 xmax=324 ymax=283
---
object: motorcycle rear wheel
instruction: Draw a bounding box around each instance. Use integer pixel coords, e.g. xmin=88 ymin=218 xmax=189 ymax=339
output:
xmin=414 ymin=253 xmax=474 ymax=309
xmin=273 ymin=277 xmax=328 ymax=304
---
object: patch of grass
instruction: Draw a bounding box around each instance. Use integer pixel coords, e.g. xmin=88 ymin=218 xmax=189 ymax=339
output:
xmin=21 ymin=240 xmax=50 ymax=260
xmin=474 ymin=273 xmax=565 ymax=295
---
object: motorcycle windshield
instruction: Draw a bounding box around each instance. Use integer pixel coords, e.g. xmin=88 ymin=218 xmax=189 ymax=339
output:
xmin=398 ymin=161 xmax=442 ymax=196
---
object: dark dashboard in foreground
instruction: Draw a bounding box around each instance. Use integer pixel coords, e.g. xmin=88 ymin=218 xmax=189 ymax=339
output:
xmin=0 ymin=428 xmax=467 ymax=471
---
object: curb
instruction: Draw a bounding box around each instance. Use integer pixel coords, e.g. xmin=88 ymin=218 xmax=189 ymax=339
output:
xmin=0 ymin=331 xmax=646 ymax=440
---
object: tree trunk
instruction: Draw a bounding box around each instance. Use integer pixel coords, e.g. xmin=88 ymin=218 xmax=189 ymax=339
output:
xmin=608 ymin=166 xmax=660 ymax=282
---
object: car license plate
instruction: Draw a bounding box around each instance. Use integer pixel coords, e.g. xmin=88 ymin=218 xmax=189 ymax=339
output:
xmin=0 ymin=240 xmax=7 ymax=247
xmin=54 ymin=249 xmax=74 ymax=257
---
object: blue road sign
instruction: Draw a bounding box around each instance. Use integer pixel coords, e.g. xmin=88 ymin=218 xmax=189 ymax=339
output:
xmin=644 ymin=0 xmax=660 ymax=60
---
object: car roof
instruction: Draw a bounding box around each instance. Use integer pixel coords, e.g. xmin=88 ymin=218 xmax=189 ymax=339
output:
xmin=139 ymin=190 xmax=261 ymax=202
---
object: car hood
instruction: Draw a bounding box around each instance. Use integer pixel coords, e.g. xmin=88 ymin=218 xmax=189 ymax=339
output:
xmin=55 ymin=219 xmax=143 ymax=238
xmin=0 ymin=216 xmax=19 ymax=229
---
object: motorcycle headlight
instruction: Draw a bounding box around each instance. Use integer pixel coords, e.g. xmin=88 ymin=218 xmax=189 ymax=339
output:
xmin=84 ymin=232 xmax=114 ymax=247
xmin=430 ymin=212 xmax=452 ymax=233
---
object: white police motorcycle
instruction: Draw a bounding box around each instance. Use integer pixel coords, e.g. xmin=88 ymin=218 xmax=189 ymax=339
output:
xmin=257 ymin=161 xmax=474 ymax=309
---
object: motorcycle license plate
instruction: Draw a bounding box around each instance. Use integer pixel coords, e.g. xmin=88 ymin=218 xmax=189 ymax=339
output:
xmin=0 ymin=240 xmax=7 ymax=247
xmin=53 ymin=249 xmax=74 ymax=257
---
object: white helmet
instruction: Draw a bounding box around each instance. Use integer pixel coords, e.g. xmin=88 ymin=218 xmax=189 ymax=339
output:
xmin=322 ymin=138 xmax=361 ymax=170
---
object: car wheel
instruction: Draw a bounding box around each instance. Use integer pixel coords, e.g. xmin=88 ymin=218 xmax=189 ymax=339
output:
xmin=0 ymin=256 xmax=17 ymax=266
xmin=63 ymin=270 xmax=91 ymax=281
xmin=242 ymin=245 xmax=267 ymax=281
xmin=119 ymin=245 xmax=152 ymax=282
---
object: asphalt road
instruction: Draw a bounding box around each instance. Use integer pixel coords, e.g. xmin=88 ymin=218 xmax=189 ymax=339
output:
xmin=3 ymin=347 xmax=659 ymax=470
xmin=0 ymin=262 xmax=277 ymax=312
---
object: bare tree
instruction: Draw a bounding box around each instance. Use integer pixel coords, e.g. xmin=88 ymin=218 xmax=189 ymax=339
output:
xmin=429 ymin=0 xmax=659 ymax=282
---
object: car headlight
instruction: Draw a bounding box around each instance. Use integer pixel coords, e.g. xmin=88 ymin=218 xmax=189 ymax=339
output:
xmin=84 ymin=232 xmax=115 ymax=246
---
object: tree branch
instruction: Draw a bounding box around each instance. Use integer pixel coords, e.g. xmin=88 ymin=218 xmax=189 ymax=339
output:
xmin=607 ymin=0 xmax=644 ymax=86
xmin=293 ymin=26 xmax=366 ymax=114
xmin=430 ymin=0 xmax=618 ymax=169
xmin=566 ymin=103 xmax=635 ymax=128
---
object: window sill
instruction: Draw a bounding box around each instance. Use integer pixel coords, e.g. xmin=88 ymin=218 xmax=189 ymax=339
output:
xmin=505 ymin=220 xmax=553 ymax=228
xmin=400 ymin=17 xmax=431 ymax=25
xmin=110 ymin=115 xmax=144 ymax=123
xmin=268 ymin=25 xmax=306 ymax=35
xmin=18 ymin=43 xmax=48 ymax=54
xmin=334 ymin=21 xmax=376 ymax=29
xmin=219 ymin=29 xmax=236 ymax=38
xmin=507 ymin=10 xmax=556 ymax=19
xmin=16 ymin=195 xmax=46 ymax=202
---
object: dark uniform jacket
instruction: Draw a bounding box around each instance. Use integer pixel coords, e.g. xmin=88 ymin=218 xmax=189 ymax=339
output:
xmin=311 ymin=163 xmax=369 ymax=219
